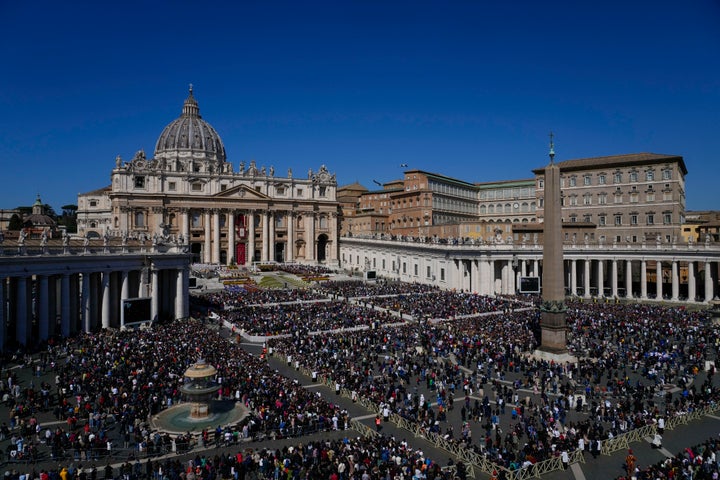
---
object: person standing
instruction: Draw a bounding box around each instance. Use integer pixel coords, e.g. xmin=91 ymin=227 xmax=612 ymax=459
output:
xmin=625 ymin=449 xmax=637 ymax=477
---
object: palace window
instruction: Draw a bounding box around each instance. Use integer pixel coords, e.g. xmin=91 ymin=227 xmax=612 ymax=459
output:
xmin=629 ymin=172 xmax=638 ymax=182
xmin=598 ymin=174 xmax=606 ymax=185
xmin=647 ymin=214 xmax=654 ymax=225
xmin=583 ymin=175 xmax=591 ymax=186
xmin=662 ymin=169 xmax=672 ymax=180
xmin=630 ymin=214 xmax=638 ymax=225
xmin=614 ymin=214 xmax=622 ymax=226
xmin=569 ymin=177 xmax=576 ymax=187
xmin=663 ymin=213 xmax=672 ymax=224
xmin=646 ymin=170 xmax=655 ymax=181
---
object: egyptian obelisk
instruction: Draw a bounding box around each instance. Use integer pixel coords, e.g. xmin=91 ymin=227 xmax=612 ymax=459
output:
xmin=537 ymin=133 xmax=569 ymax=355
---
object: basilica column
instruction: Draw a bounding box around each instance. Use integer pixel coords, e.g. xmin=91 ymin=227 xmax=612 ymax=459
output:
xmin=204 ymin=210 xmax=212 ymax=263
xmin=584 ymin=258 xmax=591 ymax=298
xmin=688 ymin=261 xmax=696 ymax=302
xmin=656 ymin=261 xmax=663 ymax=300
xmin=268 ymin=212 xmax=276 ymax=262
xmin=625 ymin=260 xmax=633 ymax=298
xmin=120 ymin=270 xmax=130 ymax=329
xmin=182 ymin=209 xmax=190 ymax=240
xmin=38 ymin=275 xmax=50 ymax=342
xmin=261 ymin=212 xmax=270 ymax=262
xmin=641 ymin=260 xmax=648 ymax=299
xmin=227 ymin=211 xmax=235 ymax=265
xmin=286 ymin=212 xmax=295 ymax=262
xmin=329 ymin=212 xmax=338 ymax=263
xmin=212 ymin=210 xmax=221 ymax=264
xmin=61 ymin=274 xmax=71 ymax=337
xmin=570 ymin=259 xmax=577 ymax=296
xmin=597 ymin=259 xmax=605 ymax=297
xmin=306 ymin=213 xmax=316 ymax=262
xmin=247 ymin=211 xmax=256 ymax=266
xmin=705 ymin=261 xmax=713 ymax=303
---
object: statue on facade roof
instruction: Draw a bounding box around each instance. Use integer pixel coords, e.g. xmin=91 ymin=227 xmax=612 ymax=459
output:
xmin=115 ymin=155 xmax=122 ymax=168
xmin=18 ymin=229 xmax=27 ymax=246
xmin=40 ymin=229 xmax=48 ymax=247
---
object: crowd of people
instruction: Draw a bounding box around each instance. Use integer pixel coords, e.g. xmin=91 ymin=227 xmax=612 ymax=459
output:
xmin=265 ymin=287 xmax=718 ymax=473
xmin=1 ymin=271 xmax=718 ymax=479
xmin=614 ymin=437 xmax=720 ymax=479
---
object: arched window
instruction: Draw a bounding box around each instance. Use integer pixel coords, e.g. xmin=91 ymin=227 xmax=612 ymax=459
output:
xmin=319 ymin=216 xmax=328 ymax=229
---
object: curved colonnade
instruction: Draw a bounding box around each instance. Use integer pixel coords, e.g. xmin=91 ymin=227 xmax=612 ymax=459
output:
xmin=340 ymin=237 xmax=720 ymax=303
xmin=0 ymin=245 xmax=190 ymax=351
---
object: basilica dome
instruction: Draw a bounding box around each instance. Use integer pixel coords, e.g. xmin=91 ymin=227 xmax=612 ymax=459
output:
xmin=154 ymin=86 xmax=227 ymax=165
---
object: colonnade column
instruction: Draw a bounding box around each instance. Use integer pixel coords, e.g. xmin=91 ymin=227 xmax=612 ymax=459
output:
xmin=61 ymin=274 xmax=71 ymax=337
xmin=656 ymin=261 xmax=663 ymax=300
xmin=533 ymin=260 xmax=539 ymax=277
xmin=625 ymin=260 xmax=633 ymax=299
xmin=212 ymin=210 xmax=221 ymax=264
xmin=584 ymin=259 xmax=591 ymax=298
xmin=16 ymin=277 xmax=29 ymax=347
xmin=597 ymin=260 xmax=605 ymax=297
xmin=227 ymin=212 xmax=235 ymax=265
xmin=0 ymin=279 xmax=5 ymax=351
xmin=120 ymin=271 xmax=130 ymax=329
xmin=570 ymin=259 xmax=577 ymax=296
xmin=101 ymin=271 xmax=111 ymax=329
xmin=641 ymin=260 xmax=648 ymax=299
xmin=611 ymin=260 xmax=618 ymax=298
xmin=688 ymin=261 xmax=696 ymax=302
xmin=489 ymin=259 xmax=495 ymax=295
xmin=521 ymin=260 xmax=527 ymax=277
xmin=151 ymin=269 xmax=160 ymax=321
xmin=671 ymin=261 xmax=679 ymax=301
xmin=82 ymin=273 xmax=92 ymax=332
xmin=705 ymin=261 xmax=713 ymax=303
xmin=175 ymin=268 xmax=187 ymax=319
xmin=286 ymin=212 xmax=295 ymax=262
xmin=261 ymin=213 xmax=269 ymax=262
xmin=38 ymin=275 xmax=50 ymax=341
xmin=204 ymin=210 xmax=211 ymax=263
xmin=247 ymin=211 xmax=256 ymax=266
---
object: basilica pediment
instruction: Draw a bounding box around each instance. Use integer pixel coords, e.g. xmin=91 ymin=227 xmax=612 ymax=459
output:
xmin=213 ymin=184 xmax=270 ymax=200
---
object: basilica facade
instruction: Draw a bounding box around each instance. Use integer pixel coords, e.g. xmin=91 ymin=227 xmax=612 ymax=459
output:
xmin=77 ymin=87 xmax=340 ymax=266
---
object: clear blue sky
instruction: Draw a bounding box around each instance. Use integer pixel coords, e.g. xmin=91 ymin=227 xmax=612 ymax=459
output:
xmin=2 ymin=1 xmax=719 ymax=212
